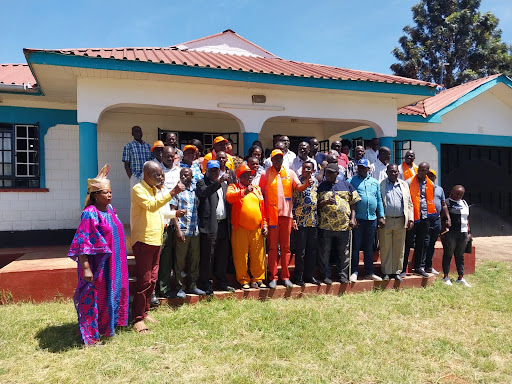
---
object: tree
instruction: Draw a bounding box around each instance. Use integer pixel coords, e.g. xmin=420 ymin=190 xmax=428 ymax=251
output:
xmin=391 ymin=0 xmax=512 ymax=88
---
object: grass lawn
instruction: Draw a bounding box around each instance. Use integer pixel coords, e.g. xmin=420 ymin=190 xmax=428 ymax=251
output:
xmin=1 ymin=261 xmax=511 ymax=384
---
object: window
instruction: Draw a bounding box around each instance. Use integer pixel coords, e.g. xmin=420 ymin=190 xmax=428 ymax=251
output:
xmin=319 ymin=139 xmax=329 ymax=153
xmin=0 ymin=123 xmax=40 ymax=188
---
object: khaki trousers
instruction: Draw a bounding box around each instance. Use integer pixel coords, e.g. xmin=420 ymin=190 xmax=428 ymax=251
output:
xmin=378 ymin=216 xmax=406 ymax=275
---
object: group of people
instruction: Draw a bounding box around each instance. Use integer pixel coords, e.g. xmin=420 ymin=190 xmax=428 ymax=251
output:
xmin=67 ymin=126 xmax=472 ymax=345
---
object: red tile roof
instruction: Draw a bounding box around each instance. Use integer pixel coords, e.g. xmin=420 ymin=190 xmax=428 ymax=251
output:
xmin=23 ymin=46 xmax=437 ymax=88
xmin=0 ymin=64 xmax=36 ymax=85
xmin=398 ymin=74 xmax=501 ymax=117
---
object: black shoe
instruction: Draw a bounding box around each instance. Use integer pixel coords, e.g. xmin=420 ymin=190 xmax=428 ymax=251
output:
xmin=188 ymin=287 xmax=206 ymax=296
xmin=220 ymin=285 xmax=236 ymax=293
xmin=163 ymin=291 xmax=176 ymax=299
xmin=308 ymin=277 xmax=322 ymax=286
xmin=339 ymin=277 xmax=349 ymax=284
xmin=415 ymin=269 xmax=429 ymax=278
xmin=394 ymin=274 xmax=403 ymax=282
xmin=295 ymin=280 xmax=306 ymax=287
xmin=323 ymin=278 xmax=333 ymax=285
xmin=150 ymin=293 xmax=160 ymax=307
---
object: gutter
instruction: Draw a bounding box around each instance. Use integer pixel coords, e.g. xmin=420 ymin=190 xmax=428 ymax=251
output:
xmin=0 ymin=83 xmax=41 ymax=95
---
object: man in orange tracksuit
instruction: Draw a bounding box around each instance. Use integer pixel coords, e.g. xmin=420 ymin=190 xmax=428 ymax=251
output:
xmin=259 ymin=149 xmax=310 ymax=289
xmin=226 ymin=164 xmax=268 ymax=289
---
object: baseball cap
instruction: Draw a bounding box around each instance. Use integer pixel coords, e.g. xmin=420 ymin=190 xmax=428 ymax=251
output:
xmin=206 ymin=160 xmax=220 ymax=169
xmin=213 ymin=136 xmax=228 ymax=145
xmin=357 ymin=159 xmax=370 ymax=168
xmin=325 ymin=163 xmax=339 ymax=173
xmin=151 ymin=140 xmax=165 ymax=152
xmin=428 ymin=169 xmax=437 ymax=176
xmin=270 ymin=149 xmax=284 ymax=158
xmin=236 ymin=164 xmax=255 ymax=178
xmin=183 ymin=144 xmax=198 ymax=153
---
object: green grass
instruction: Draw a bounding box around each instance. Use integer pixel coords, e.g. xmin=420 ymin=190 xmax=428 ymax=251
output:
xmin=1 ymin=261 xmax=511 ymax=384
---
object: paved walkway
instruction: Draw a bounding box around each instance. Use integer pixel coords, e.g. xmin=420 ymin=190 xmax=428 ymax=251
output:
xmin=473 ymin=236 xmax=512 ymax=262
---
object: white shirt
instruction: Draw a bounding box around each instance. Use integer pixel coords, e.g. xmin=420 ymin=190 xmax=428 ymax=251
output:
xmin=290 ymin=156 xmax=317 ymax=175
xmin=398 ymin=162 xmax=417 ymax=184
xmin=364 ymin=148 xmax=379 ymax=165
xmin=216 ymin=184 xmax=227 ymax=220
xmin=156 ymin=186 xmax=176 ymax=226
xmin=163 ymin=164 xmax=181 ymax=190
xmin=373 ymin=159 xmax=388 ymax=182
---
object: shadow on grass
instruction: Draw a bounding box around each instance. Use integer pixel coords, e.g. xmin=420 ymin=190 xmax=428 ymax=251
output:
xmin=35 ymin=322 xmax=82 ymax=353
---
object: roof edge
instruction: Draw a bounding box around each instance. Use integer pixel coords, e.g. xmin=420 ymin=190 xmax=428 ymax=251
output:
xmin=25 ymin=50 xmax=437 ymax=97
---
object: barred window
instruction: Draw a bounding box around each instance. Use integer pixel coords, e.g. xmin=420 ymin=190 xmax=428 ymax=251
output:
xmin=0 ymin=123 xmax=40 ymax=188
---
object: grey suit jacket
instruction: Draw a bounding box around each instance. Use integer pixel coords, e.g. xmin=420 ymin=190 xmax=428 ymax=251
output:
xmin=379 ymin=178 xmax=414 ymax=228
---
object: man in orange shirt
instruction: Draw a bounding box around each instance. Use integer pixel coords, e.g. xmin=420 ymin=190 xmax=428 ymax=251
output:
xmin=226 ymin=164 xmax=268 ymax=289
xmin=259 ymin=149 xmax=311 ymax=288
xmin=202 ymin=136 xmax=234 ymax=172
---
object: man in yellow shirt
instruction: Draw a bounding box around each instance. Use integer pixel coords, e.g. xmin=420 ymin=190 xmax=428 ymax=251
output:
xmin=131 ymin=161 xmax=184 ymax=333
xmin=202 ymin=136 xmax=234 ymax=172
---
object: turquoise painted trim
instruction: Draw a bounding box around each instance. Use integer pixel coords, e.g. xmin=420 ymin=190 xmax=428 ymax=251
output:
xmin=398 ymin=75 xmax=512 ymax=124
xmin=243 ymin=132 xmax=259 ymax=158
xmin=79 ymin=122 xmax=98 ymax=206
xmin=397 ymin=114 xmax=441 ymax=123
xmin=26 ymin=51 xmax=436 ymax=97
xmin=0 ymin=106 xmax=77 ymax=188
xmin=341 ymin=126 xmax=512 ymax=183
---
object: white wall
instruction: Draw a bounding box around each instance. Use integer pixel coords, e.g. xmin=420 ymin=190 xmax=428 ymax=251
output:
xmin=0 ymin=124 xmax=80 ymax=231
xmin=410 ymin=141 xmax=439 ymax=174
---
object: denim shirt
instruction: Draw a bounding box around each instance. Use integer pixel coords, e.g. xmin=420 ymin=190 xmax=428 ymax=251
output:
xmin=347 ymin=174 xmax=385 ymax=221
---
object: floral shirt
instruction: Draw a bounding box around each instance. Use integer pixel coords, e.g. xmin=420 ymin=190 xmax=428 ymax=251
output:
xmin=317 ymin=179 xmax=360 ymax=231
xmin=292 ymin=176 xmax=318 ymax=227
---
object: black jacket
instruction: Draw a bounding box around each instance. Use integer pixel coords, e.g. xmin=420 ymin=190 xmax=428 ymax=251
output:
xmin=196 ymin=175 xmax=232 ymax=234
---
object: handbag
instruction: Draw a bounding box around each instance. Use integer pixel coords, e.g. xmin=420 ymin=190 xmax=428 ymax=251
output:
xmin=464 ymin=237 xmax=473 ymax=254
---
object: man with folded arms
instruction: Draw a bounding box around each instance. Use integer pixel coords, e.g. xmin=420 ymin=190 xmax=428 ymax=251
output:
xmin=317 ymin=163 xmax=359 ymax=284
xmin=402 ymin=162 xmax=437 ymax=278
xmin=227 ymin=164 xmax=268 ymax=289
xmin=131 ymin=161 xmax=184 ymax=333
xmin=196 ymin=160 xmax=235 ymax=295
xmin=259 ymin=149 xmax=310 ymax=288
xmin=379 ymin=164 xmax=414 ymax=281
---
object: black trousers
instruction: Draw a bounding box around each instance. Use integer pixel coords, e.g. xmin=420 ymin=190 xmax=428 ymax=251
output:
xmin=198 ymin=219 xmax=230 ymax=289
xmin=293 ymin=226 xmax=318 ymax=282
xmin=403 ymin=218 xmax=430 ymax=272
xmin=318 ymin=229 xmax=350 ymax=280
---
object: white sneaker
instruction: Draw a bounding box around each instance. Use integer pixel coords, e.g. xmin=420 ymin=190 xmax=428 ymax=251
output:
xmin=426 ymin=267 xmax=440 ymax=275
xmin=349 ymin=273 xmax=358 ymax=283
xmin=364 ymin=274 xmax=383 ymax=282
xmin=443 ymin=277 xmax=452 ymax=286
xmin=455 ymin=277 xmax=471 ymax=287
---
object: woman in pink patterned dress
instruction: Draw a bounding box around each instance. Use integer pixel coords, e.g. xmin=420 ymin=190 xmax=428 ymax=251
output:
xmin=68 ymin=165 xmax=129 ymax=346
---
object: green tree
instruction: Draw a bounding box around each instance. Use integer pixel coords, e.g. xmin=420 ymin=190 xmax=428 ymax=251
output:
xmin=391 ymin=0 xmax=512 ymax=88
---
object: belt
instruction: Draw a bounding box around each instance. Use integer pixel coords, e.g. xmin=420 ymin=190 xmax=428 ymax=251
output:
xmin=217 ymin=218 xmax=227 ymax=223
xmin=387 ymin=215 xmax=405 ymax=219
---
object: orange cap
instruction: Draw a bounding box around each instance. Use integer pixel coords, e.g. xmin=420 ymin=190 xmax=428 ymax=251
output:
xmin=183 ymin=144 xmax=198 ymax=153
xmin=236 ymin=164 xmax=255 ymax=178
xmin=428 ymin=169 xmax=437 ymax=176
xmin=213 ymin=136 xmax=228 ymax=145
xmin=151 ymin=140 xmax=165 ymax=152
xmin=270 ymin=149 xmax=284 ymax=158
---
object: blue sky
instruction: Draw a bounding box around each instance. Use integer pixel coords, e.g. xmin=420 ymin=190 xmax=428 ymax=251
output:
xmin=0 ymin=0 xmax=510 ymax=74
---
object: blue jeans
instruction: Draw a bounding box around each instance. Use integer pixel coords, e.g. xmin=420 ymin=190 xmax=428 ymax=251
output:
xmin=351 ymin=219 xmax=377 ymax=275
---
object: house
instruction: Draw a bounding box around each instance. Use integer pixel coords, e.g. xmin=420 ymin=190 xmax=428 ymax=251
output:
xmin=0 ymin=29 xmax=449 ymax=246
xmin=340 ymin=74 xmax=512 ymax=236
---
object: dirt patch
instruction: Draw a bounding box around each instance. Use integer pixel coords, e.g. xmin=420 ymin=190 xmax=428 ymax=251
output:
xmin=473 ymin=236 xmax=512 ymax=262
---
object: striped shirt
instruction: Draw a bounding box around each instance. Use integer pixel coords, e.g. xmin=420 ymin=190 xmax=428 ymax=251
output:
xmin=122 ymin=140 xmax=153 ymax=179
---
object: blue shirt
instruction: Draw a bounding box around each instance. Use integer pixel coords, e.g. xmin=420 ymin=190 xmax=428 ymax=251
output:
xmin=348 ymin=174 xmax=384 ymax=221
xmin=122 ymin=140 xmax=153 ymax=179
xmin=384 ymin=179 xmax=404 ymax=217
xmin=171 ymin=186 xmax=199 ymax=237
xmin=433 ymin=184 xmax=446 ymax=218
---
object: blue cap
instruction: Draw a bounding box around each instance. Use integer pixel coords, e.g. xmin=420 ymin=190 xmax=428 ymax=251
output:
xmin=357 ymin=158 xmax=370 ymax=168
xmin=206 ymin=160 xmax=220 ymax=169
